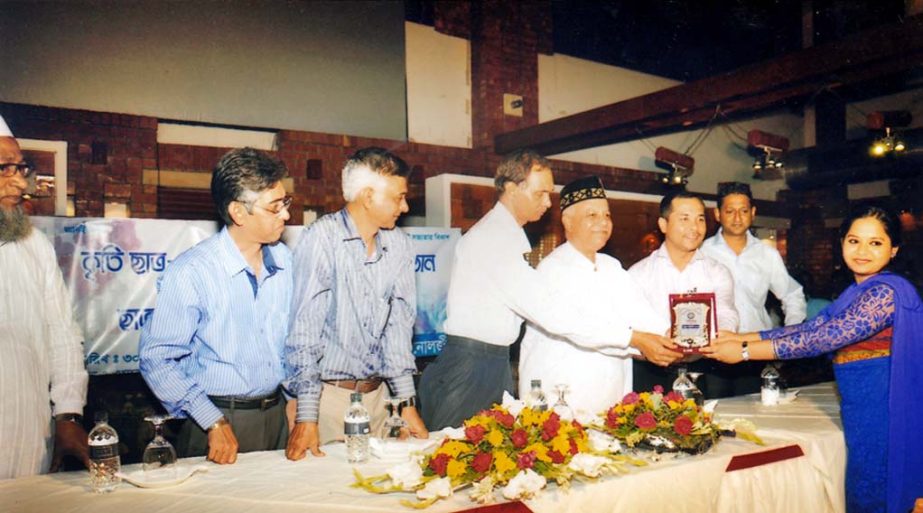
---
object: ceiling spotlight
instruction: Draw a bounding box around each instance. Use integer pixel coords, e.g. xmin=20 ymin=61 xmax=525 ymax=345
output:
xmin=867 ymin=111 xmax=911 ymax=158
xmin=747 ymin=130 xmax=788 ymax=180
xmin=655 ymin=147 xmax=693 ymax=187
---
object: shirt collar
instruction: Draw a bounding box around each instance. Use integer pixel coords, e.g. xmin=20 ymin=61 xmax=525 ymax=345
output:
xmin=493 ymin=203 xmax=532 ymax=254
xmin=561 ymin=241 xmax=598 ymax=271
xmin=713 ymin=228 xmax=761 ymax=251
xmin=653 ymin=242 xmax=705 ymax=264
xmin=338 ymin=208 xmax=387 ymax=261
xmin=217 ymin=226 xmax=283 ymax=278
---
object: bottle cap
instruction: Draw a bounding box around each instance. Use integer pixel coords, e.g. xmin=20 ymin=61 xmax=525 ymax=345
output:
xmin=531 ymin=379 xmax=541 ymax=387
xmin=350 ymin=392 xmax=362 ymax=403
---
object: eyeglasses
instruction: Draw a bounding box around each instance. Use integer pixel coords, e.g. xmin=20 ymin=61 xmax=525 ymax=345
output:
xmin=0 ymin=162 xmax=34 ymax=179
xmin=245 ymin=195 xmax=293 ymax=217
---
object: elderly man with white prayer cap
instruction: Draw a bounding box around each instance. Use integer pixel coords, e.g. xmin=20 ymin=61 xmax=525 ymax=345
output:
xmin=518 ymin=176 xmax=669 ymax=417
xmin=0 ymin=113 xmax=90 ymax=479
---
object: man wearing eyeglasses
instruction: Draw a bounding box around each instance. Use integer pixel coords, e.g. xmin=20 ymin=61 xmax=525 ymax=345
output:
xmin=140 ymin=147 xmax=294 ymax=465
xmin=0 ymin=114 xmax=90 ymax=479
xmin=284 ymin=147 xmax=427 ymax=461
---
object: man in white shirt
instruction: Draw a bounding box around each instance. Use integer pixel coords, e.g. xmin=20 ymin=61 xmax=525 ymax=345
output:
xmin=700 ymin=182 xmax=805 ymax=332
xmin=0 ymin=115 xmax=90 ymax=479
xmin=419 ymin=150 xmax=679 ymax=430
xmin=628 ymin=190 xmax=741 ymax=398
xmin=519 ymin=176 xmax=668 ymax=417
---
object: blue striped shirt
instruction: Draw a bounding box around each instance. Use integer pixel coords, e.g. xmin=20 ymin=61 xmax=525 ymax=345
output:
xmin=285 ymin=209 xmax=416 ymax=423
xmin=139 ymin=227 xmax=293 ymax=429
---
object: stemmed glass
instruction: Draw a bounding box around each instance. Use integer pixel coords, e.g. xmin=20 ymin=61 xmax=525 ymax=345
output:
xmin=552 ymin=383 xmax=574 ymax=420
xmin=380 ymin=397 xmax=407 ymax=442
xmin=686 ymin=372 xmax=705 ymax=407
xmin=142 ymin=415 xmax=177 ymax=473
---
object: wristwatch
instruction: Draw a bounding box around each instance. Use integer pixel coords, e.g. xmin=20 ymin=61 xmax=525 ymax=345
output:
xmin=208 ymin=416 xmax=229 ymax=432
xmin=399 ymin=396 xmax=417 ymax=409
xmin=55 ymin=413 xmax=83 ymax=424
xmin=741 ymin=341 xmax=751 ymax=362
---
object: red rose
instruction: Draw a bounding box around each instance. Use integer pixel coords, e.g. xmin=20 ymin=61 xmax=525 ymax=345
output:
xmin=511 ymin=428 xmax=528 ymax=448
xmin=673 ymin=415 xmax=693 ymax=436
xmin=634 ymin=411 xmax=657 ymax=431
xmin=622 ymin=392 xmax=640 ymax=405
xmin=471 ymin=452 xmax=493 ymax=473
xmin=653 ymin=385 xmax=664 ymax=394
xmin=568 ymin=438 xmax=579 ymax=455
xmin=517 ymin=451 xmax=536 ymax=469
xmin=572 ymin=420 xmax=584 ymax=434
xmin=542 ymin=412 xmax=561 ymax=441
xmin=465 ymin=424 xmax=486 ymax=445
xmin=548 ymin=449 xmax=566 ymax=464
xmin=497 ymin=412 xmax=515 ymax=429
xmin=605 ymin=409 xmax=621 ymax=429
xmin=429 ymin=453 xmax=449 ymax=476
xmin=664 ymin=391 xmax=685 ymax=403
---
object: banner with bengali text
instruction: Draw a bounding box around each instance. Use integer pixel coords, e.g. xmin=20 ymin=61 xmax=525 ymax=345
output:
xmin=32 ymin=217 xmax=459 ymax=375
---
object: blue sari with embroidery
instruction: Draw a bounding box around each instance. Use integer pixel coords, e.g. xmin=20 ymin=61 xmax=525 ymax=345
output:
xmin=760 ymin=273 xmax=923 ymax=513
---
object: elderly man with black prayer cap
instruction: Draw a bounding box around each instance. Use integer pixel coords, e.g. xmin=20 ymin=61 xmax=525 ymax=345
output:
xmin=418 ymin=152 xmax=680 ymax=430
xmin=518 ymin=176 xmax=668 ymax=418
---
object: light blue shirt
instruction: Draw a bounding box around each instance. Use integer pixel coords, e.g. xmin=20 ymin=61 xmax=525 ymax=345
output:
xmin=139 ymin=227 xmax=293 ymax=429
xmin=285 ymin=209 xmax=416 ymax=423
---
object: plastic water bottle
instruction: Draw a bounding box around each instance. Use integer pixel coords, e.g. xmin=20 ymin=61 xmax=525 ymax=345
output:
xmin=88 ymin=411 xmax=121 ymax=493
xmin=528 ymin=379 xmax=548 ymax=411
xmin=761 ymin=364 xmax=781 ymax=406
xmin=344 ymin=392 xmax=370 ymax=463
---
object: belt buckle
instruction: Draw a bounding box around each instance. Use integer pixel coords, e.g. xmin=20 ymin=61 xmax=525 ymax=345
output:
xmin=260 ymin=396 xmax=274 ymax=411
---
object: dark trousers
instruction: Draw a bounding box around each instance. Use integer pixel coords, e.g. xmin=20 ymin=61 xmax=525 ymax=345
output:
xmin=419 ymin=335 xmax=513 ymax=430
xmin=632 ymin=358 xmax=762 ymax=399
xmin=177 ymin=395 xmax=288 ymax=458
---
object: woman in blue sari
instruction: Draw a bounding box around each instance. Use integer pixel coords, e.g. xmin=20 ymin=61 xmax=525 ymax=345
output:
xmin=705 ymin=205 xmax=923 ymax=513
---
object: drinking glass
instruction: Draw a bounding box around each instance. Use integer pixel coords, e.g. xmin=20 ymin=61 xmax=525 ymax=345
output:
xmin=380 ymin=397 xmax=407 ymax=442
xmin=552 ymin=383 xmax=573 ymax=420
xmin=142 ymin=415 xmax=177 ymax=473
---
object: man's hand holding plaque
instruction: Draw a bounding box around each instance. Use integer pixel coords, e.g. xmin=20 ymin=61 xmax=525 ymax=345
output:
xmin=669 ymin=292 xmax=718 ymax=353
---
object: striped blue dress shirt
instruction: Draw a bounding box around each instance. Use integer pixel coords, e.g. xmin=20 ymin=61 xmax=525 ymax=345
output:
xmin=285 ymin=209 xmax=416 ymax=423
xmin=139 ymin=227 xmax=293 ymax=429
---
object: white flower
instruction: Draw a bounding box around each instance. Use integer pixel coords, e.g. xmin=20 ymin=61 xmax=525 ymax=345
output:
xmin=573 ymin=409 xmax=598 ymax=427
xmin=443 ymin=426 xmax=466 ymax=440
xmin=587 ymin=430 xmax=622 ymax=454
xmin=501 ymin=469 xmax=547 ymax=500
xmin=387 ymin=461 xmax=423 ymax=490
xmin=416 ymin=477 xmax=453 ymax=500
xmin=568 ymin=453 xmax=609 ymax=478
xmin=469 ymin=476 xmax=496 ymax=504
xmin=501 ymin=391 xmax=525 ymax=417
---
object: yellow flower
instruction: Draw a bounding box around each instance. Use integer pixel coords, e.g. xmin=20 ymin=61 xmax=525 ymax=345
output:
xmin=623 ymin=404 xmax=636 ymax=415
xmin=465 ymin=416 xmax=491 ymax=429
xmin=494 ymin=451 xmax=517 ymax=474
xmin=486 ymin=428 xmax=504 ymax=447
xmin=640 ymin=392 xmax=653 ymax=407
xmin=447 ymin=459 xmax=467 ymax=478
xmin=551 ymin=433 xmax=571 ymax=455
xmin=437 ymin=440 xmax=469 ymax=458
xmin=520 ymin=407 xmax=539 ymax=427
xmin=526 ymin=442 xmax=551 ymax=463
xmin=683 ymin=399 xmax=697 ymax=409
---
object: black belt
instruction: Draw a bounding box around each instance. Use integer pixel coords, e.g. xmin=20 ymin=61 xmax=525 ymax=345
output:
xmin=209 ymin=389 xmax=281 ymax=411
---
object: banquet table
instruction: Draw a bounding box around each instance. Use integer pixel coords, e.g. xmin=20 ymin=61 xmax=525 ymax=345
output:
xmin=1 ymin=382 xmax=845 ymax=513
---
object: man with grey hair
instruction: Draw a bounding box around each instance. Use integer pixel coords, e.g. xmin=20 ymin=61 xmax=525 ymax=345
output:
xmin=140 ymin=147 xmax=294 ymax=465
xmin=0 ymin=114 xmax=90 ymax=479
xmin=284 ymin=147 xmax=427 ymax=461
xmin=418 ymin=150 xmax=679 ymax=430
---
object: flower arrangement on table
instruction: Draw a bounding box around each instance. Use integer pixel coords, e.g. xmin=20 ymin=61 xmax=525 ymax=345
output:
xmin=599 ymin=385 xmax=723 ymax=454
xmin=353 ymin=393 xmax=644 ymax=508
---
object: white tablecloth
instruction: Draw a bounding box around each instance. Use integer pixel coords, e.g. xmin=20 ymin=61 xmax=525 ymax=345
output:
xmin=1 ymin=383 xmax=845 ymax=513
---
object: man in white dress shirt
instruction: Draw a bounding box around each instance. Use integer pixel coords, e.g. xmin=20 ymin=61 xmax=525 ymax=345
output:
xmin=419 ymin=151 xmax=679 ymax=430
xmin=700 ymin=182 xmax=805 ymax=332
xmin=628 ymin=190 xmax=741 ymax=398
xmin=0 ymin=115 xmax=90 ymax=479
xmin=519 ymin=176 xmax=668 ymax=417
